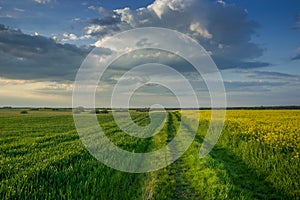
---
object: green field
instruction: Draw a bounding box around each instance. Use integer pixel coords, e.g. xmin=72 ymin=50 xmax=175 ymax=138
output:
xmin=0 ymin=109 xmax=299 ymax=199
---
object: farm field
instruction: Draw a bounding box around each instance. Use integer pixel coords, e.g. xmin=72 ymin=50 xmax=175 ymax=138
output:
xmin=0 ymin=109 xmax=299 ymax=199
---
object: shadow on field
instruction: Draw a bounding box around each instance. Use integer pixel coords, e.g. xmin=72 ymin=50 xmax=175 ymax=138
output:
xmin=1 ymin=133 xmax=79 ymax=157
xmin=193 ymin=132 xmax=289 ymax=199
xmin=11 ymin=152 xmax=145 ymax=199
xmin=34 ymin=133 xmax=79 ymax=149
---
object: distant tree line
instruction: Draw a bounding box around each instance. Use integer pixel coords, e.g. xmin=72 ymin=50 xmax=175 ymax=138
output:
xmin=1 ymin=106 xmax=300 ymax=111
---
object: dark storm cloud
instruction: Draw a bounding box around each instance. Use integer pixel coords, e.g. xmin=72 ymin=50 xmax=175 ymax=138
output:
xmin=83 ymin=0 xmax=268 ymax=70
xmin=88 ymin=13 xmax=121 ymax=26
xmin=0 ymin=24 xmax=96 ymax=81
xmin=83 ymin=12 xmax=123 ymax=38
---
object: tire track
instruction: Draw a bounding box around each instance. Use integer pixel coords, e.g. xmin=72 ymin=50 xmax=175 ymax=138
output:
xmin=167 ymin=112 xmax=200 ymax=200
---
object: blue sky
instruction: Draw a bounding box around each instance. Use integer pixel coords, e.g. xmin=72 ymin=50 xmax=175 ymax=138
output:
xmin=0 ymin=0 xmax=299 ymax=107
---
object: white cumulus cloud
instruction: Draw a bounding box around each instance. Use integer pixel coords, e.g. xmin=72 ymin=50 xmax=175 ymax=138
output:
xmin=62 ymin=33 xmax=78 ymax=41
xmin=190 ymin=22 xmax=212 ymax=39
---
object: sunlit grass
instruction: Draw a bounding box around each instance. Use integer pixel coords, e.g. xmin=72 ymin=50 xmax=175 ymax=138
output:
xmin=0 ymin=110 xmax=299 ymax=199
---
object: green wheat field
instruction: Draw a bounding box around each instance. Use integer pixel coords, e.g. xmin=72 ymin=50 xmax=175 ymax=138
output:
xmin=0 ymin=109 xmax=299 ymax=199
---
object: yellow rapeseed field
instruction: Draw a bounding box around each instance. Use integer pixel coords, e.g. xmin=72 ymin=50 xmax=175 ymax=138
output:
xmin=182 ymin=110 xmax=300 ymax=159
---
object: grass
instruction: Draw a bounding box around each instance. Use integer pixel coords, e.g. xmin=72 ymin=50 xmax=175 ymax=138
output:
xmin=0 ymin=109 xmax=299 ymax=199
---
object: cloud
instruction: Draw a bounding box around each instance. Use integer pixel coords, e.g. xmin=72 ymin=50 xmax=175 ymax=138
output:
xmin=98 ymin=6 xmax=106 ymax=14
xmin=62 ymin=33 xmax=78 ymax=41
xmin=291 ymin=54 xmax=300 ymax=61
xmin=0 ymin=77 xmax=73 ymax=107
xmin=189 ymin=22 xmax=212 ymax=39
xmin=88 ymin=15 xmax=122 ymax=26
xmin=224 ymin=70 xmax=300 ymax=94
xmin=224 ymin=80 xmax=289 ymax=92
xmin=34 ymin=0 xmax=52 ymax=4
xmin=88 ymin=6 xmax=96 ymax=10
xmin=244 ymin=70 xmax=300 ymax=81
xmin=14 ymin=8 xmax=25 ymax=12
xmin=148 ymin=0 xmax=193 ymax=19
xmin=83 ymin=0 xmax=267 ymax=70
xmin=0 ymin=77 xmax=36 ymax=86
xmin=1 ymin=14 xmax=15 ymax=19
xmin=104 ymin=49 xmax=196 ymax=76
xmin=0 ymin=24 xmax=95 ymax=81
xmin=88 ymin=5 xmax=106 ymax=14
xmin=246 ymin=71 xmax=300 ymax=81
xmin=83 ymin=13 xmax=122 ymax=38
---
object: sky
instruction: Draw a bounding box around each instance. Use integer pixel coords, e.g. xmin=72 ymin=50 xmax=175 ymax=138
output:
xmin=0 ymin=0 xmax=299 ymax=107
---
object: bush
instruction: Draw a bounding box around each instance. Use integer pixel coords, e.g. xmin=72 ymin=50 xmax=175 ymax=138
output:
xmin=73 ymin=106 xmax=85 ymax=114
xmin=100 ymin=109 xmax=109 ymax=114
xmin=94 ymin=109 xmax=109 ymax=114
xmin=20 ymin=110 xmax=28 ymax=114
xmin=89 ymin=109 xmax=110 ymax=114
